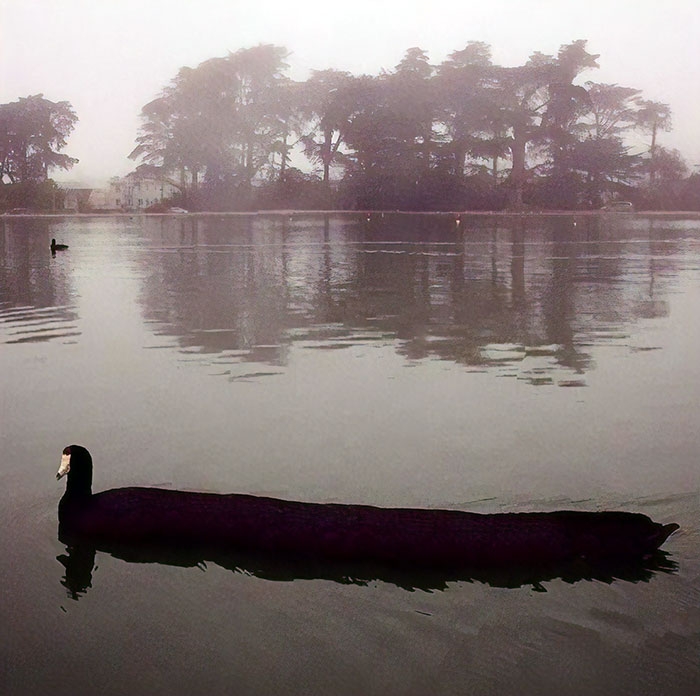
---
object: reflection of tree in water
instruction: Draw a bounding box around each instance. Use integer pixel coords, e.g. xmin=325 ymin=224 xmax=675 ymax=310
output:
xmin=140 ymin=215 xmax=292 ymax=363
xmin=0 ymin=218 xmax=78 ymax=344
xmin=137 ymin=214 xmax=683 ymax=383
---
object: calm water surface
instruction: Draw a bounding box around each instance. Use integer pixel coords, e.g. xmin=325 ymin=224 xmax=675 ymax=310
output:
xmin=1 ymin=213 xmax=698 ymax=695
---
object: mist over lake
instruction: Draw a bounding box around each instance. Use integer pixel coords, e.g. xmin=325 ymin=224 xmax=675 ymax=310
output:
xmin=1 ymin=213 xmax=698 ymax=695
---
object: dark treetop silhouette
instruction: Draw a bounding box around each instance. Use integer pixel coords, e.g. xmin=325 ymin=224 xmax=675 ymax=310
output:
xmin=56 ymin=445 xmax=679 ymax=594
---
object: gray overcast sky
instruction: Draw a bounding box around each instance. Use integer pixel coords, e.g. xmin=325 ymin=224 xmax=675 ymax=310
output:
xmin=1 ymin=0 xmax=698 ymax=184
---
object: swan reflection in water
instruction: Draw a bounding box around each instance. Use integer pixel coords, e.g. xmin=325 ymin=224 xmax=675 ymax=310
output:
xmin=56 ymin=445 xmax=679 ymax=598
xmin=56 ymin=533 xmax=678 ymax=599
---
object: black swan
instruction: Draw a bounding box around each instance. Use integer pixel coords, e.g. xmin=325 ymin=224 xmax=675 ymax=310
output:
xmin=57 ymin=445 xmax=678 ymax=573
xmin=51 ymin=239 xmax=69 ymax=253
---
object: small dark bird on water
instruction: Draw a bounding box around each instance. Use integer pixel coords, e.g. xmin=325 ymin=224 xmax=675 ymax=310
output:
xmin=51 ymin=238 xmax=69 ymax=253
xmin=56 ymin=445 xmax=679 ymax=572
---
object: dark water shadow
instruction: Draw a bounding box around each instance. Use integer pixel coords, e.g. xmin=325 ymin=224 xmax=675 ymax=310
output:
xmin=57 ymin=532 xmax=677 ymax=599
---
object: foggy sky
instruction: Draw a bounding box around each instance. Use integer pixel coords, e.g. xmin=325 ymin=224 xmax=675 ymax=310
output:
xmin=1 ymin=0 xmax=698 ymax=185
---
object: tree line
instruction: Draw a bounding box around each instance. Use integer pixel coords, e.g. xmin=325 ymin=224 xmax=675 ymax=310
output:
xmin=0 ymin=94 xmax=78 ymax=210
xmin=129 ymin=41 xmax=698 ymax=211
xmin=2 ymin=42 xmax=700 ymax=212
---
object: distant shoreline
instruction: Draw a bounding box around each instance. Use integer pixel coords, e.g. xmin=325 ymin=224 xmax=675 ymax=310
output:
xmin=3 ymin=210 xmax=700 ymax=219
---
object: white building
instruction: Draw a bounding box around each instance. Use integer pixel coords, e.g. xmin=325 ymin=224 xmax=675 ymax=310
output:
xmin=53 ymin=181 xmax=92 ymax=211
xmin=108 ymin=173 xmax=180 ymax=210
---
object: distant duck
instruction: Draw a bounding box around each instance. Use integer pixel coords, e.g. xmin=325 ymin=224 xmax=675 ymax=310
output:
xmin=51 ymin=239 xmax=69 ymax=253
xmin=56 ymin=445 xmax=679 ymax=571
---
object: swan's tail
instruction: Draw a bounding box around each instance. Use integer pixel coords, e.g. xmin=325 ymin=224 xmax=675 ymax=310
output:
xmin=650 ymin=522 xmax=680 ymax=549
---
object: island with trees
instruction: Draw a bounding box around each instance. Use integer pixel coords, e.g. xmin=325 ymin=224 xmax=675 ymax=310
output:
xmin=2 ymin=40 xmax=700 ymax=213
xmin=0 ymin=94 xmax=78 ymax=212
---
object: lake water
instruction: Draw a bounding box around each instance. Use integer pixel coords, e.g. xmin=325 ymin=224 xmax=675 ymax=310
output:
xmin=1 ymin=213 xmax=698 ymax=695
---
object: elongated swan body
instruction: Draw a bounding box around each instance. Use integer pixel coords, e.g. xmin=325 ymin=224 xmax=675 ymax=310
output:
xmin=57 ymin=445 xmax=679 ymax=569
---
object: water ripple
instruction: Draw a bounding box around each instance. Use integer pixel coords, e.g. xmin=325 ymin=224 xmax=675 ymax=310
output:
xmin=0 ymin=304 xmax=79 ymax=344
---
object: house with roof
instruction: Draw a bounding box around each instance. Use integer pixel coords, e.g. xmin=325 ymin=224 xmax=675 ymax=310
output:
xmin=107 ymin=173 xmax=180 ymax=210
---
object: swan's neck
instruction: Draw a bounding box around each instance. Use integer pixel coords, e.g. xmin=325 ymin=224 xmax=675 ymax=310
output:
xmin=64 ymin=475 xmax=92 ymax=499
xmin=59 ymin=486 xmax=92 ymax=525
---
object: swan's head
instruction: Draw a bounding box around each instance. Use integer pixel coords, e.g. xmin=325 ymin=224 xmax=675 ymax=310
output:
xmin=57 ymin=445 xmax=93 ymax=494
xmin=56 ymin=446 xmax=71 ymax=480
